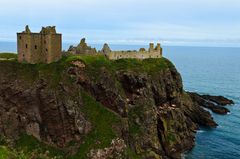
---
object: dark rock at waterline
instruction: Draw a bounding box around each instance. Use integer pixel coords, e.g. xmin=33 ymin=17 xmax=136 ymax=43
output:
xmin=188 ymin=92 xmax=232 ymax=115
xmin=201 ymin=94 xmax=234 ymax=106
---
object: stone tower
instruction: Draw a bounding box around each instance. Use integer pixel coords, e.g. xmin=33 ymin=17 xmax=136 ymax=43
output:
xmin=17 ymin=25 xmax=62 ymax=64
xmin=149 ymin=43 xmax=154 ymax=53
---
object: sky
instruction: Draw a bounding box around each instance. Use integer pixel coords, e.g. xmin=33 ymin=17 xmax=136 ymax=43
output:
xmin=0 ymin=0 xmax=240 ymax=46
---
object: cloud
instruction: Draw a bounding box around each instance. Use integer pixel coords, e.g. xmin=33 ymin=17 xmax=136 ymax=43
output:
xmin=0 ymin=0 xmax=240 ymax=46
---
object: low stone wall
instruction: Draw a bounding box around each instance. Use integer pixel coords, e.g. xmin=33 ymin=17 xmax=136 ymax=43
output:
xmin=107 ymin=51 xmax=162 ymax=60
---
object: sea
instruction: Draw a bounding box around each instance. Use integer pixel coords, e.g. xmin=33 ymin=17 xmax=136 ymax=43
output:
xmin=1 ymin=42 xmax=240 ymax=159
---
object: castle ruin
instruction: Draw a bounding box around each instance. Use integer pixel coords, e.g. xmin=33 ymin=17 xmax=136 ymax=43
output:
xmin=68 ymin=38 xmax=97 ymax=55
xmin=17 ymin=25 xmax=62 ymax=64
xmin=101 ymin=43 xmax=163 ymax=60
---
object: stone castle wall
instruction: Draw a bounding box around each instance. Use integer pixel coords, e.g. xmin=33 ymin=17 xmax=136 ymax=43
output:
xmin=17 ymin=26 xmax=62 ymax=64
xmin=107 ymin=50 xmax=162 ymax=60
xmin=105 ymin=43 xmax=163 ymax=60
xmin=45 ymin=34 xmax=62 ymax=63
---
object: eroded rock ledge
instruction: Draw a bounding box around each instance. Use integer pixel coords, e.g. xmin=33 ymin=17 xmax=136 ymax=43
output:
xmin=188 ymin=92 xmax=234 ymax=115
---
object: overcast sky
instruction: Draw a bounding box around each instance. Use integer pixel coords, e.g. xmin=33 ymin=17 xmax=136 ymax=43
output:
xmin=0 ymin=0 xmax=240 ymax=46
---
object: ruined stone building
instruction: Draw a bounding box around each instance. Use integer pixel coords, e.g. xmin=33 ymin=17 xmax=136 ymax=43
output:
xmin=67 ymin=38 xmax=162 ymax=60
xmin=68 ymin=38 xmax=97 ymax=55
xmin=101 ymin=43 xmax=163 ymax=60
xmin=17 ymin=25 xmax=62 ymax=64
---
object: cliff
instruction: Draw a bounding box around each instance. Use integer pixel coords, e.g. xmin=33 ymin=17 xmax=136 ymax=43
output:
xmin=0 ymin=54 xmax=233 ymax=159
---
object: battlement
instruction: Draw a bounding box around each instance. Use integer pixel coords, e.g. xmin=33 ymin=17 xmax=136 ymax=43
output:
xmin=17 ymin=25 xmax=62 ymax=64
xmin=101 ymin=43 xmax=163 ymax=60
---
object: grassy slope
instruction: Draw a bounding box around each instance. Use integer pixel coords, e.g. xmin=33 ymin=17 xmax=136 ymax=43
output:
xmin=70 ymin=91 xmax=121 ymax=159
xmin=0 ymin=53 xmax=174 ymax=159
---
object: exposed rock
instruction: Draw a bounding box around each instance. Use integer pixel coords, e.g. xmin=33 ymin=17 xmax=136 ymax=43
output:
xmin=0 ymin=78 xmax=91 ymax=147
xmin=71 ymin=60 xmax=86 ymax=69
xmin=200 ymin=94 xmax=234 ymax=106
xmin=68 ymin=64 xmax=218 ymax=158
xmin=188 ymin=92 xmax=231 ymax=115
xmin=157 ymin=104 xmax=196 ymax=158
xmin=88 ymin=138 xmax=127 ymax=159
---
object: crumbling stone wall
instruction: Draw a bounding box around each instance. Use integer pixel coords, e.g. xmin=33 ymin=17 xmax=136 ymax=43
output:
xmin=68 ymin=38 xmax=97 ymax=55
xmin=102 ymin=43 xmax=163 ymax=60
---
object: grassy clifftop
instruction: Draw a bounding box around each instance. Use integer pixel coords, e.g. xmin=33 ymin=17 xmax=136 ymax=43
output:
xmin=0 ymin=53 xmax=175 ymax=88
xmin=0 ymin=53 xmax=174 ymax=72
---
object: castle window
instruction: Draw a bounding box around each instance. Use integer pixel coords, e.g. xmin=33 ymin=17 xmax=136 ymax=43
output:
xmin=44 ymin=40 xmax=46 ymax=44
xmin=46 ymin=49 xmax=48 ymax=52
xmin=19 ymin=36 xmax=22 ymax=39
xmin=35 ymin=45 xmax=37 ymax=49
xmin=26 ymin=44 xmax=28 ymax=48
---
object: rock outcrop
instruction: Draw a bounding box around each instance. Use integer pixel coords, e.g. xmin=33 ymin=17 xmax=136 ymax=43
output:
xmin=0 ymin=78 xmax=91 ymax=148
xmin=0 ymin=56 xmax=234 ymax=158
xmin=188 ymin=92 xmax=234 ymax=115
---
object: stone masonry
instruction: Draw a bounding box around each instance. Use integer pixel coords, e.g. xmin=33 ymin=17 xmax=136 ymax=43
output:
xmin=101 ymin=43 xmax=163 ymax=60
xmin=17 ymin=25 xmax=62 ymax=64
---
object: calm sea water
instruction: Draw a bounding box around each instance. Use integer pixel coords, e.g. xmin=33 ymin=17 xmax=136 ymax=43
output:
xmin=0 ymin=42 xmax=240 ymax=159
xmin=164 ymin=46 xmax=240 ymax=159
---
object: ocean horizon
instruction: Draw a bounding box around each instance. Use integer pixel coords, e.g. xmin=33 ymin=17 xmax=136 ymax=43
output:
xmin=0 ymin=42 xmax=239 ymax=159
xmin=1 ymin=41 xmax=240 ymax=53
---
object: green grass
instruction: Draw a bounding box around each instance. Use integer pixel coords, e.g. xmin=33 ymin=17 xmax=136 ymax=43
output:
xmin=65 ymin=54 xmax=173 ymax=72
xmin=127 ymin=104 xmax=147 ymax=135
xmin=166 ymin=133 xmax=176 ymax=143
xmin=0 ymin=56 xmax=71 ymax=88
xmin=16 ymin=134 xmax=66 ymax=159
xmin=0 ymin=53 xmax=174 ymax=73
xmin=0 ymin=53 xmax=17 ymax=59
xmin=62 ymin=54 xmax=174 ymax=84
xmin=0 ymin=54 xmax=174 ymax=85
xmin=0 ymin=146 xmax=11 ymax=159
xmin=0 ymin=145 xmax=32 ymax=159
xmin=0 ymin=134 xmax=65 ymax=159
xmin=126 ymin=147 xmax=142 ymax=159
xmin=71 ymin=91 xmax=121 ymax=159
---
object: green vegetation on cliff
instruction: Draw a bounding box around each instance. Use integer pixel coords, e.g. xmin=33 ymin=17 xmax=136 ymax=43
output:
xmin=0 ymin=135 xmax=65 ymax=159
xmin=0 ymin=53 xmax=174 ymax=88
xmin=71 ymin=91 xmax=121 ymax=159
xmin=66 ymin=54 xmax=174 ymax=73
xmin=0 ymin=53 xmax=179 ymax=159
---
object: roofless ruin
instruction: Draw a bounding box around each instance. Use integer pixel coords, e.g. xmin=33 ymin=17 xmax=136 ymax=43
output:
xmin=17 ymin=26 xmax=163 ymax=63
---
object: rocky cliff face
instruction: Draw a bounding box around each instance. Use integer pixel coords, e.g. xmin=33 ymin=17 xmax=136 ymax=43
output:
xmin=0 ymin=56 xmax=233 ymax=159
